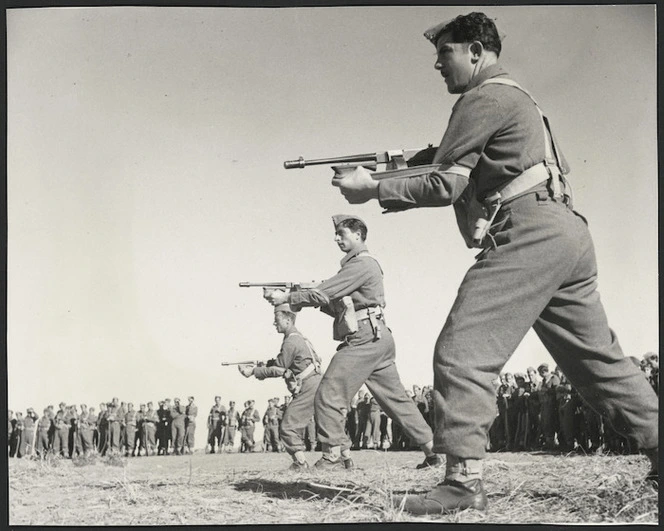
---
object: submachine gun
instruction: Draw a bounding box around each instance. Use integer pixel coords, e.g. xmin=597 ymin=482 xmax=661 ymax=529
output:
xmin=283 ymin=145 xmax=437 ymax=180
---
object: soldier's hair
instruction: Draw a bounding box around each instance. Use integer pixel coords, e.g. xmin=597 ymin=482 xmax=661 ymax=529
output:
xmin=440 ymin=12 xmax=501 ymax=57
xmin=337 ymin=218 xmax=368 ymax=241
xmin=276 ymin=309 xmax=297 ymax=323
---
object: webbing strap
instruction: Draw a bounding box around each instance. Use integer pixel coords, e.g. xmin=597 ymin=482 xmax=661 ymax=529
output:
xmin=481 ymin=77 xmax=564 ymax=198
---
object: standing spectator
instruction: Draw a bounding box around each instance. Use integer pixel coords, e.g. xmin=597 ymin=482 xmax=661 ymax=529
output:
xmin=142 ymin=402 xmax=158 ymax=456
xmin=207 ymin=396 xmax=225 ymax=454
xmin=222 ymin=401 xmax=239 ymax=452
xmin=36 ymin=408 xmax=52 ymax=457
xmin=88 ymin=407 xmax=98 ymax=452
xmin=356 ymin=391 xmax=369 ymax=449
xmin=525 ymin=367 xmax=541 ymax=449
xmin=68 ymin=405 xmax=79 ymax=458
xmin=262 ymin=399 xmax=280 ymax=452
xmin=157 ymin=400 xmax=172 ymax=455
xmin=347 ymin=394 xmax=359 ymax=449
xmin=77 ymin=404 xmax=94 ymax=457
xmin=97 ymin=403 xmax=109 ymax=455
xmin=170 ymin=398 xmax=186 ymax=456
xmin=19 ymin=409 xmax=38 ymax=458
xmin=124 ymin=403 xmax=138 ymax=457
xmin=364 ymin=396 xmax=381 ymax=449
xmin=134 ymin=405 xmax=146 ymax=457
xmin=184 ymin=396 xmax=198 ymax=454
xmin=8 ymin=410 xmax=15 ymax=457
xmin=106 ymin=398 xmax=123 ymax=454
xmin=52 ymin=403 xmax=71 ymax=457
xmin=556 ymin=374 xmax=575 ymax=452
xmin=240 ymin=400 xmax=260 ymax=452
xmin=13 ymin=412 xmax=24 ymax=457
xmin=538 ymin=364 xmax=561 ymax=450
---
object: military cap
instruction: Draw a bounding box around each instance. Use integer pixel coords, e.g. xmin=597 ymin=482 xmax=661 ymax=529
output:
xmin=188 ymin=396 xmax=194 ymax=401
xmin=174 ymin=397 xmax=180 ymax=402
xmin=332 ymin=214 xmax=365 ymax=229
xmin=59 ymin=402 xmax=66 ymax=407
xmin=537 ymin=363 xmax=549 ymax=371
xmin=215 ymin=395 xmax=221 ymax=400
xmin=147 ymin=401 xmax=153 ymax=406
xmin=424 ymin=18 xmax=454 ymax=45
xmin=158 ymin=400 xmax=165 ymax=405
xmin=229 ymin=400 xmax=235 ymax=405
xmin=424 ymin=15 xmax=506 ymax=47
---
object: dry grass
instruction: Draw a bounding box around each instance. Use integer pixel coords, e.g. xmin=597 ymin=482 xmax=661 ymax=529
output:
xmin=8 ymin=450 xmax=659 ymax=525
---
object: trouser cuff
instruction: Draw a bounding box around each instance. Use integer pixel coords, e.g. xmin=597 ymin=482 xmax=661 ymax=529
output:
xmin=445 ymin=455 xmax=483 ymax=482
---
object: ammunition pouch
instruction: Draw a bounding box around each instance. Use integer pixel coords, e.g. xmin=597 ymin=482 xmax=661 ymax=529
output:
xmin=331 ymin=296 xmax=358 ymax=341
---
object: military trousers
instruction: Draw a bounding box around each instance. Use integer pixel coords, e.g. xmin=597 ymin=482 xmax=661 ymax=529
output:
xmin=36 ymin=430 xmax=50 ymax=455
xmin=315 ymin=320 xmax=434 ymax=451
xmin=280 ymin=373 xmax=322 ymax=454
xmin=171 ymin=421 xmax=185 ymax=453
xmin=185 ymin=422 xmax=196 ymax=449
xmin=432 ymin=192 xmax=659 ymax=458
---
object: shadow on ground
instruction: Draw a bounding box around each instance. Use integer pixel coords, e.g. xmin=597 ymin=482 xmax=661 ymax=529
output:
xmin=233 ymin=478 xmax=369 ymax=502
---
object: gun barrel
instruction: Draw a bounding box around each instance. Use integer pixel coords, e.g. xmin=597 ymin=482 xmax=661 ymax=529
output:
xmin=284 ymin=153 xmax=379 ymax=169
xmin=239 ymin=282 xmax=290 ymax=288
xmin=221 ymin=360 xmax=259 ymax=366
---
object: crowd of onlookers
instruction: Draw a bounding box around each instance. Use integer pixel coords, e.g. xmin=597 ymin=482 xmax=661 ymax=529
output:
xmin=8 ymin=352 xmax=657 ymax=459
xmin=486 ymin=353 xmax=659 ymax=454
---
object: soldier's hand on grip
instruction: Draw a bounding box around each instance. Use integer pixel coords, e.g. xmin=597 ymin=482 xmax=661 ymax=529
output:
xmin=331 ymin=165 xmax=379 ymax=204
xmin=238 ymin=364 xmax=255 ymax=378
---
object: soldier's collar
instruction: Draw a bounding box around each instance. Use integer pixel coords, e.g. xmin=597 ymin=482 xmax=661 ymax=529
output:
xmin=340 ymin=243 xmax=369 ymax=266
xmin=464 ymin=64 xmax=508 ymax=94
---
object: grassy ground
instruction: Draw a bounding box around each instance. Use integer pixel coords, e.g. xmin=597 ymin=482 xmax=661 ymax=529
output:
xmin=8 ymin=450 xmax=659 ymax=525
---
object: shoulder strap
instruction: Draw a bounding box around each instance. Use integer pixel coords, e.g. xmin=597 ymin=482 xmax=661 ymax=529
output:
xmin=357 ymin=251 xmax=384 ymax=275
xmin=288 ymin=332 xmax=322 ymax=365
xmin=481 ymin=78 xmax=568 ymax=188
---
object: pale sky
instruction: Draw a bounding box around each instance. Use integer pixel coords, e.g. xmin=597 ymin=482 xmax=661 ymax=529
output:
xmin=7 ymin=5 xmax=658 ymax=447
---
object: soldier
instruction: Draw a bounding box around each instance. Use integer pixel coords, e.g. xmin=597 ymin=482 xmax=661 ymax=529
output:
xmin=239 ymin=304 xmax=324 ymax=469
xmin=363 ymin=396 xmax=381 ymax=450
xmin=88 ymin=407 xmax=98 ymax=451
xmin=52 ymin=403 xmax=71 ymax=457
xmin=36 ymin=408 xmax=52 ymax=457
xmin=124 ymin=403 xmax=138 ymax=457
xmin=525 ymin=367 xmax=542 ymax=449
xmin=106 ymin=398 xmax=123 ymax=454
xmin=222 ymin=401 xmax=239 ymax=452
xmin=170 ymin=398 xmax=186 ymax=455
xmin=13 ymin=412 xmax=24 ymax=458
xmin=239 ymin=400 xmax=261 ymax=453
xmin=134 ymin=404 xmax=146 ymax=457
xmin=97 ymin=402 xmax=109 ymax=455
xmin=538 ymin=364 xmax=560 ymax=450
xmin=556 ymin=373 xmax=576 ymax=452
xmin=67 ymin=405 xmax=79 ymax=457
xmin=207 ymin=396 xmax=225 ymax=453
xmin=8 ymin=410 xmax=16 ymax=457
xmin=261 ymin=399 xmax=277 ymax=452
xmin=76 ymin=404 xmax=93 ymax=456
xmin=379 ymin=405 xmax=392 ymax=450
xmin=303 ymin=415 xmax=317 ymax=453
xmin=347 ymin=393 xmax=359 ymax=450
xmin=355 ymin=391 xmax=369 ymax=449
xmin=157 ymin=400 xmax=172 ymax=455
xmin=184 ymin=396 xmax=198 ymax=454
xmin=46 ymin=405 xmax=56 ymax=451
xmin=331 ymin=12 xmax=659 ymax=510
xmin=266 ymin=215 xmax=442 ymax=470
xmin=142 ymin=402 xmax=159 ymax=456
xmin=18 ymin=408 xmax=37 ymax=458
